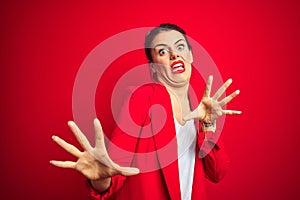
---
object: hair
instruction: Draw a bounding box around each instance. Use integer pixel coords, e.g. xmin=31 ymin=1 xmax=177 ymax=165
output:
xmin=144 ymin=23 xmax=192 ymax=63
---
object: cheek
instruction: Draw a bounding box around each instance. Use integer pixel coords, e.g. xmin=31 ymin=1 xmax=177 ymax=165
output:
xmin=182 ymin=51 xmax=193 ymax=63
xmin=155 ymin=63 xmax=169 ymax=72
xmin=153 ymin=56 xmax=169 ymax=66
xmin=152 ymin=63 xmax=165 ymax=72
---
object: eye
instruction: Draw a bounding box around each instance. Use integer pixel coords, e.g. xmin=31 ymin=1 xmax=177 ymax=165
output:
xmin=158 ymin=49 xmax=168 ymax=56
xmin=177 ymin=44 xmax=185 ymax=51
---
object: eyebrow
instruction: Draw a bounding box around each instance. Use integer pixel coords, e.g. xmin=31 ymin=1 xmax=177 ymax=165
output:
xmin=153 ymin=39 xmax=185 ymax=48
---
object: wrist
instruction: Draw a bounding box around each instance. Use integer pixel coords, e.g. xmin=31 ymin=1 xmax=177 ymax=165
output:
xmin=202 ymin=120 xmax=216 ymax=132
xmin=91 ymin=177 xmax=112 ymax=193
xmin=202 ymin=120 xmax=216 ymax=127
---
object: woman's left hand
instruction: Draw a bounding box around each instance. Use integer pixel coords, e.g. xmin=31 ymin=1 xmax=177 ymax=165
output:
xmin=183 ymin=75 xmax=241 ymax=123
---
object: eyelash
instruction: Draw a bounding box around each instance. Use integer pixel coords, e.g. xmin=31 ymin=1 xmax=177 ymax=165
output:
xmin=177 ymin=44 xmax=185 ymax=51
xmin=158 ymin=49 xmax=168 ymax=56
xmin=158 ymin=44 xmax=185 ymax=56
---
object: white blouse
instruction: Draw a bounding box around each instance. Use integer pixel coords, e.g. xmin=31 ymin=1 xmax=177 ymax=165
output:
xmin=174 ymin=119 xmax=196 ymax=200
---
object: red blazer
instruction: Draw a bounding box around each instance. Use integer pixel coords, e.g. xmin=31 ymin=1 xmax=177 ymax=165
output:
xmin=87 ymin=83 xmax=229 ymax=200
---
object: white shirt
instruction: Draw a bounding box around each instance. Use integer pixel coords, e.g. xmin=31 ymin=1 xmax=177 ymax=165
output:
xmin=174 ymin=119 xmax=196 ymax=200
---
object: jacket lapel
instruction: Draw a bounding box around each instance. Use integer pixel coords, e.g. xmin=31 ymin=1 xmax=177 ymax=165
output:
xmin=152 ymin=120 xmax=181 ymax=200
xmin=150 ymin=84 xmax=181 ymax=200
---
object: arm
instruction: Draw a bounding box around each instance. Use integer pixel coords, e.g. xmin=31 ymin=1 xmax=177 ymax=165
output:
xmin=198 ymin=124 xmax=230 ymax=183
xmin=65 ymin=86 xmax=153 ymax=199
xmin=86 ymin=85 xmax=154 ymax=198
xmin=184 ymin=75 xmax=241 ymax=182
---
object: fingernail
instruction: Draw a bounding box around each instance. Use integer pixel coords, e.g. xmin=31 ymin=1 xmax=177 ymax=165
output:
xmin=133 ymin=168 xmax=140 ymax=173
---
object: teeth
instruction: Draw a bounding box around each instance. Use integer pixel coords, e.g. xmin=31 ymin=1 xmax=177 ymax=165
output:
xmin=172 ymin=66 xmax=184 ymax=72
xmin=173 ymin=63 xmax=183 ymax=68
xmin=171 ymin=62 xmax=185 ymax=73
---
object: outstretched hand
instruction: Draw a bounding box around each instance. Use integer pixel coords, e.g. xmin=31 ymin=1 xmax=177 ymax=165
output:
xmin=50 ymin=118 xmax=140 ymax=181
xmin=183 ymin=75 xmax=241 ymax=123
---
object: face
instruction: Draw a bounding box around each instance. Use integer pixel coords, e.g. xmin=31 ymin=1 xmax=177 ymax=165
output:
xmin=150 ymin=30 xmax=193 ymax=88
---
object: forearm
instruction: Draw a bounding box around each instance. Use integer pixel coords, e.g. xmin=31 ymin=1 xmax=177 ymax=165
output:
xmin=202 ymin=143 xmax=229 ymax=183
xmin=198 ymin=124 xmax=230 ymax=183
xmin=90 ymin=177 xmax=112 ymax=193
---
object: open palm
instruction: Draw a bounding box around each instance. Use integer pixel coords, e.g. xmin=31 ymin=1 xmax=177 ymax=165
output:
xmin=50 ymin=119 xmax=139 ymax=181
xmin=184 ymin=75 xmax=241 ymax=123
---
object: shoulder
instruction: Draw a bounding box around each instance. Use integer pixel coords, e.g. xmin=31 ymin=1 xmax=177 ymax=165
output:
xmin=130 ymin=83 xmax=168 ymax=101
xmin=128 ymin=83 xmax=170 ymax=125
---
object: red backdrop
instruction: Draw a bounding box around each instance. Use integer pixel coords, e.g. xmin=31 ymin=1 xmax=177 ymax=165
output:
xmin=1 ymin=0 xmax=300 ymax=199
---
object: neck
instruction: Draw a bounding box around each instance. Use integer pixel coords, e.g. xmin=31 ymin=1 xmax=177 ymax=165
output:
xmin=163 ymin=83 xmax=191 ymax=125
xmin=156 ymin=76 xmax=190 ymax=100
xmin=164 ymin=83 xmax=189 ymax=101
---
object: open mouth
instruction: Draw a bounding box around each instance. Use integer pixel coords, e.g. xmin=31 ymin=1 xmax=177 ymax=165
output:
xmin=171 ymin=60 xmax=185 ymax=74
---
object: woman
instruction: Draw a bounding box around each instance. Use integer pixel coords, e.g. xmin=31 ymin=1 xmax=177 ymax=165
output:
xmin=51 ymin=23 xmax=241 ymax=200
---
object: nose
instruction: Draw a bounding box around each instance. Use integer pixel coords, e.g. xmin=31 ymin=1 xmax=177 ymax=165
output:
xmin=169 ymin=50 xmax=180 ymax=60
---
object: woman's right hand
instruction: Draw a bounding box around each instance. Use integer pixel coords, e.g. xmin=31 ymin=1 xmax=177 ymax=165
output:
xmin=50 ymin=118 xmax=140 ymax=191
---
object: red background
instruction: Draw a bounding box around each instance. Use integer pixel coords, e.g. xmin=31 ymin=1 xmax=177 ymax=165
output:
xmin=1 ymin=0 xmax=300 ymax=199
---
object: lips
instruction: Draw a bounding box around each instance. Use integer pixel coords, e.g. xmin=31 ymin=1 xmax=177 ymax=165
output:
xmin=171 ymin=60 xmax=185 ymax=74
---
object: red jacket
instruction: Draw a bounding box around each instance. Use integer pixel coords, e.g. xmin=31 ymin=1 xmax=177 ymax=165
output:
xmin=88 ymin=83 xmax=229 ymax=200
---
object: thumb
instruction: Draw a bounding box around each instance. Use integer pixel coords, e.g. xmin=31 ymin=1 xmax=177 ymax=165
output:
xmin=117 ymin=166 xmax=140 ymax=176
xmin=183 ymin=109 xmax=199 ymax=121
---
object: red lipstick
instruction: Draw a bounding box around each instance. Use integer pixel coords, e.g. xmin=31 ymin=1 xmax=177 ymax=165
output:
xmin=171 ymin=60 xmax=185 ymax=74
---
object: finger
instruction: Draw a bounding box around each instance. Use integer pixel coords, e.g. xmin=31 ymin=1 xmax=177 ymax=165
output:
xmin=222 ymin=110 xmax=242 ymax=115
xmin=94 ymin=152 xmax=139 ymax=176
xmin=92 ymin=119 xmax=115 ymax=168
xmin=50 ymin=160 xmax=76 ymax=169
xmin=92 ymin=120 xmax=133 ymax=173
xmin=116 ymin=166 xmax=140 ymax=176
xmin=183 ymin=109 xmax=199 ymax=121
xmin=203 ymin=75 xmax=213 ymax=97
xmin=219 ymin=90 xmax=240 ymax=106
xmin=213 ymin=78 xmax=232 ymax=100
xmin=52 ymin=135 xmax=82 ymax=157
xmin=93 ymin=120 xmax=140 ymax=177
xmin=93 ymin=118 xmax=106 ymax=149
xmin=68 ymin=121 xmax=93 ymax=153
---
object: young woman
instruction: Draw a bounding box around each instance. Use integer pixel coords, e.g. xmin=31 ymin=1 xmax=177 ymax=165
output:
xmin=51 ymin=23 xmax=241 ymax=200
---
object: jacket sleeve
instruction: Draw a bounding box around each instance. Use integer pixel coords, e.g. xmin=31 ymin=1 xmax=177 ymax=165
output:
xmin=86 ymin=175 xmax=126 ymax=200
xmin=198 ymin=125 xmax=230 ymax=183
